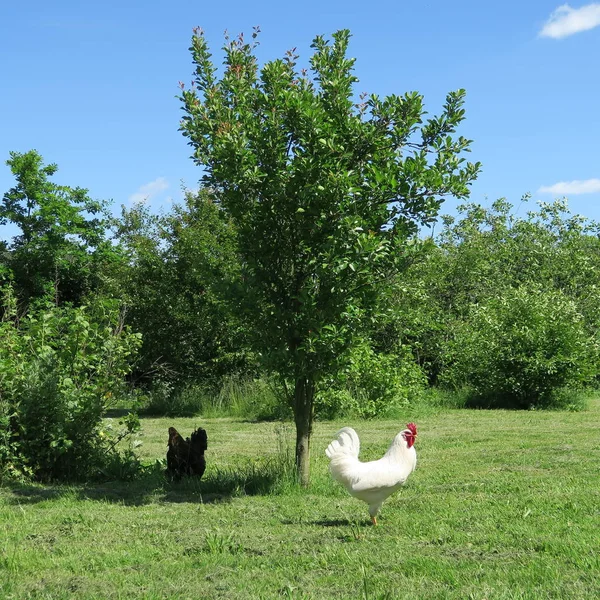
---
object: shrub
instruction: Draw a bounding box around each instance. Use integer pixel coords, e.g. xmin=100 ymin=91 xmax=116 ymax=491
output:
xmin=0 ymin=286 xmax=142 ymax=481
xmin=441 ymin=285 xmax=596 ymax=409
xmin=316 ymin=341 xmax=426 ymax=419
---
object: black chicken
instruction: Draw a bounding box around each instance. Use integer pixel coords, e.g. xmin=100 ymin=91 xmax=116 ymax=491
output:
xmin=166 ymin=426 xmax=207 ymax=480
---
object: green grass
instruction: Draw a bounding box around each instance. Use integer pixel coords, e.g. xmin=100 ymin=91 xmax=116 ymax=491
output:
xmin=2 ymin=400 xmax=600 ymax=599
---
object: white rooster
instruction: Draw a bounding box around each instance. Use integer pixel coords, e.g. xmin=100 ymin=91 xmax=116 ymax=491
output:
xmin=325 ymin=423 xmax=417 ymax=525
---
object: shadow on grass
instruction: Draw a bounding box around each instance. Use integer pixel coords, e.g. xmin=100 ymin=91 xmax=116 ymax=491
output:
xmin=310 ymin=518 xmax=356 ymax=527
xmin=3 ymin=459 xmax=292 ymax=507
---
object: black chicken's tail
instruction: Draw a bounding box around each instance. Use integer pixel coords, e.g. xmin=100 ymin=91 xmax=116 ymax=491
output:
xmin=190 ymin=427 xmax=208 ymax=452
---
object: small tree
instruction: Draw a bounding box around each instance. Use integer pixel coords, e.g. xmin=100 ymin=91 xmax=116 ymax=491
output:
xmin=180 ymin=28 xmax=480 ymax=484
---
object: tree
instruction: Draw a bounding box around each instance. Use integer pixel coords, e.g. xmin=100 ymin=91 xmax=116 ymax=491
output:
xmin=114 ymin=189 xmax=249 ymax=385
xmin=384 ymin=197 xmax=600 ymax=388
xmin=1 ymin=150 xmax=114 ymax=306
xmin=180 ymin=28 xmax=480 ymax=484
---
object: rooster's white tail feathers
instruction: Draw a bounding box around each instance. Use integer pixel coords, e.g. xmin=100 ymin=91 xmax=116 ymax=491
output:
xmin=325 ymin=427 xmax=360 ymax=460
xmin=325 ymin=427 xmax=361 ymax=488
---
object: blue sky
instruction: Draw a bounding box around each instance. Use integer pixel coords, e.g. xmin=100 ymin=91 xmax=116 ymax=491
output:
xmin=1 ymin=0 xmax=599 ymax=239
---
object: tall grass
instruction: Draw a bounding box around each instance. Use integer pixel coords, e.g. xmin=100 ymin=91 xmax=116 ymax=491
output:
xmin=140 ymin=376 xmax=593 ymax=425
xmin=141 ymin=376 xmax=290 ymax=420
xmin=198 ymin=422 xmax=297 ymax=496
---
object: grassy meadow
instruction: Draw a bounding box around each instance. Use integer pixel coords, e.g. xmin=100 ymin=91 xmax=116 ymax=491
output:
xmin=1 ymin=399 xmax=599 ymax=599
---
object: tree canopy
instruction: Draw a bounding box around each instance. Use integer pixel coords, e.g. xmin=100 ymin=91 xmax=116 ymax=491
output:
xmin=0 ymin=150 xmax=114 ymax=306
xmin=180 ymin=28 xmax=480 ymax=484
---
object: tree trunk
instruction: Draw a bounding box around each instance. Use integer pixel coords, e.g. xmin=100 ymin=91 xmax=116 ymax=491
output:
xmin=293 ymin=376 xmax=315 ymax=487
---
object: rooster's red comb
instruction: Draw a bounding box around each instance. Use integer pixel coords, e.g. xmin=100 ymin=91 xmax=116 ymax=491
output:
xmin=406 ymin=422 xmax=417 ymax=436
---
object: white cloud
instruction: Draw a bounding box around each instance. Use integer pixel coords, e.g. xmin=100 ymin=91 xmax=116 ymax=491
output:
xmin=128 ymin=177 xmax=169 ymax=204
xmin=539 ymin=3 xmax=600 ymax=39
xmin=538 ymin=178 xmax=600 ymax=195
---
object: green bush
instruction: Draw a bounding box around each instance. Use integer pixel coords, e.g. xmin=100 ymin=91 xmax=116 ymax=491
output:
xmin=316 ymin=341 xmax=426 ymax=419
xmin=0 ymin=287 xmax=142 ymax=481
xmin=441 ymin=285 xmax=596 ymax=409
